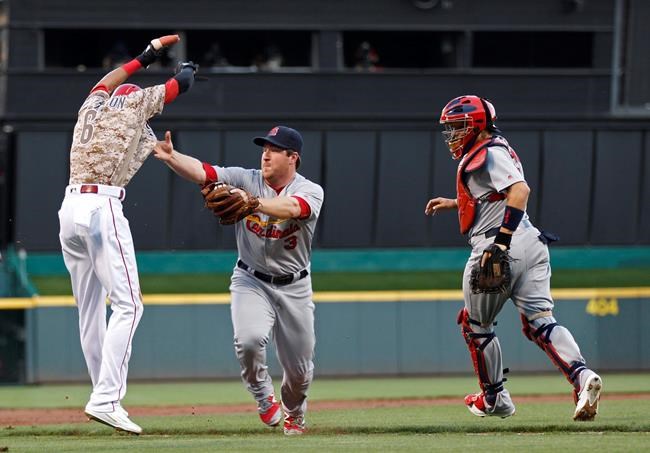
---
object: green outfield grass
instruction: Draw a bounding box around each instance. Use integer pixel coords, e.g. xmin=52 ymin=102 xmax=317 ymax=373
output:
xmin=2 ymin=403 xmax=650 ymax=452
xmin=30 ymin=267 xmax=650 ymax=295
xmin=1 ymin=374 xmax=649 ymax=452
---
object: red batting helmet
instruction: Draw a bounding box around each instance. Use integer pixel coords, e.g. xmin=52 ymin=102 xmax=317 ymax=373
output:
xmin=111 ymin=83 xmax=141 ymax=98
xmin=439 ymin=95 xmax=497 ymax=159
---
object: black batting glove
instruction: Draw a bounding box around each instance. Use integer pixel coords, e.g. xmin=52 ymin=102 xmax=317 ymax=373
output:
xmin=175 ymin=61 xmax=199 ymax=75
xmin=136 ymin=43 xmax=164 ymax=68
xmin=136 ymin=35 xmax=180 ymax=68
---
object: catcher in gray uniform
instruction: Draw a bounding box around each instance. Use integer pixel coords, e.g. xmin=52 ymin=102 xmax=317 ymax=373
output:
xmin=154 ymin=125 xmax=323 ymax=436
xmin=425 ymin=95 xmax=602 ymax=421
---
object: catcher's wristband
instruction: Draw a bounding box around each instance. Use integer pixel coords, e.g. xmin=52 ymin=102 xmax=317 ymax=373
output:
xmin=501 ymin=206 xmax=524 ymax=231
xmin=494 ymin=231 xmax=512 ymax=249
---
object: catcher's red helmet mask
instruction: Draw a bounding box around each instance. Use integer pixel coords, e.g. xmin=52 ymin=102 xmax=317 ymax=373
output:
xmin=439 ymin=95 xmax=497 ymax=159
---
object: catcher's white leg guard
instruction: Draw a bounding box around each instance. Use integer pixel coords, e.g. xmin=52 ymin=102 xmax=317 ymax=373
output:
xmin=457 ymin=308 xmax=513 ymax=413
xmin=520 ymin=314 xmax=587 ymax=395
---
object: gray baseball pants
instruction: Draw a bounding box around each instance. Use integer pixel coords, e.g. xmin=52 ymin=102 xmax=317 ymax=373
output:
xmin=230 ymin=267 xmax=315 ymax=416
xmin=461 ymin=225 xmax=590 ymax=407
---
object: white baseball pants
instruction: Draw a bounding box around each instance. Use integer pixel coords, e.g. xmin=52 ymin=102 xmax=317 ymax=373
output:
xmin=58 ymin=184 xmax=143 ymax=412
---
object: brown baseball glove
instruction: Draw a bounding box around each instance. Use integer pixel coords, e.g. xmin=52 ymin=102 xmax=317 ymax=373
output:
xmin=470 ymin=243 xmax=512 ymax=294
xmin=201 ymin=182 xmax=260 ymax=225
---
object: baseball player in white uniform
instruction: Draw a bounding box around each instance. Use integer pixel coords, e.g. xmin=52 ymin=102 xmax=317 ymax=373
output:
xmin=58 ymin=35 xmax=197 ymax=434
xmin=425 ymin=95 xmax=602 ymax=421
xmin=153 ymin=125 xmax=324 ymax=435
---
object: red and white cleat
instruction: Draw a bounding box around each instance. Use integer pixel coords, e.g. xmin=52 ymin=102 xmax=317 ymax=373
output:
xmin=283 ymin=413 xmax=306 ymax=436
xmin=464 ymin=391 xmax=515 ymax=419
xmin=258 ymin=394 xmax=282 ymax=427
xmin=465 ymin=392 xmax=488 ymax=417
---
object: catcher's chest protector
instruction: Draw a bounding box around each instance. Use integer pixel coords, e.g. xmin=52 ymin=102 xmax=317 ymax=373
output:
xmin=456 ymin=138 xmax=494 ymax=234
xmin=456 ymin=137 xmax=515 ymax=234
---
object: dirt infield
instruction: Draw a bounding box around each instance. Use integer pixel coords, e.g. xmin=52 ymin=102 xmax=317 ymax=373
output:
xmin=2 ymin=393 xmax=648 ymax=427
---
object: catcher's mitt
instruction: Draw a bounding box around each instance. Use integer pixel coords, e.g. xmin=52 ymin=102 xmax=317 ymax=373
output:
xmin=470 ymin=243 xmax=512 ymax=294
xmin=201 ymin=182 xmax=260 ymax=225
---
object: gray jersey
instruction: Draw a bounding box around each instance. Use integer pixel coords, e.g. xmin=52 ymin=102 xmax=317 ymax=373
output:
xmin=466 ymin=143 xmax=528 ymax=237
xmin=214 ymin=166 xmax=324 ymax=275
xmin=69 ymin=85 xmax=165 ymax=186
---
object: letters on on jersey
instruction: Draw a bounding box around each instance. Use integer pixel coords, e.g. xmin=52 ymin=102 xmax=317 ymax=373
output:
xmin=245 ymin=215 xmax=301 ymax=240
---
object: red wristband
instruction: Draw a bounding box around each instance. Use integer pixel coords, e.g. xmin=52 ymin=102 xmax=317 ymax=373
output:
xmin=121 ymin=59 xmax=142 ymax=76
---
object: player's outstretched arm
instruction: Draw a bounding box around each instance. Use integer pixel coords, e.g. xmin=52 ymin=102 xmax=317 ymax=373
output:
xmin=425 ymin=197 xmax=458 ymax=216
xmin=91 ymin=34 xmax=180 ymax=94
xmin=153 ymin=131 xmax=207 ymax=184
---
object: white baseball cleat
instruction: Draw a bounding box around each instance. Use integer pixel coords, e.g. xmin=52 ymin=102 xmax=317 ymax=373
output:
xmin=85 ymin=405 xmax=142 ymax=434
xmin=573 ymin=373 xmax=602 ymax=421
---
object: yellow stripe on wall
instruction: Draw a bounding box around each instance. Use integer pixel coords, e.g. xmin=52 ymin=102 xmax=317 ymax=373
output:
xmin=2 ymin=287 xmax=650 ymax=309
xmin=551 ymin=287 xmax=650 ymax=298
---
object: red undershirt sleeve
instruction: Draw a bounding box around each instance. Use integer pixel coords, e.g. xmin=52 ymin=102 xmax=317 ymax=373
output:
xmin=292 ymin=196 xmax=311 ymax=219
xmin=202 ymin=162 xmax=218 ymax=185
xmin=164 ymin=79 xmax=180 ymax=104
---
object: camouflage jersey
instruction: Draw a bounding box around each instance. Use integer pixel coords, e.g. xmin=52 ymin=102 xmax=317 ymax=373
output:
xmin=68 ymin=85 xmax=166 ymax=187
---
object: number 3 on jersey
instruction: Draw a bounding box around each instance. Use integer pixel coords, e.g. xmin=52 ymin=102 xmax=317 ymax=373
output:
xmin=284 ymin=236 xmax=297 ymax=250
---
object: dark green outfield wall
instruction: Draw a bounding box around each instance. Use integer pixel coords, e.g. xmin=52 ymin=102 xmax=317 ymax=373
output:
xmin=22 ymin=292 xmax=650 ymax=383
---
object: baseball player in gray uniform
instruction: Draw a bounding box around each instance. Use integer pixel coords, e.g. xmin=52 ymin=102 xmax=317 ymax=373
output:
xmin=424 ymin=95 xmax=602 ymax=420
xmin=58 ymin=35 xmax=196 ymax=434
xmin=153 ymin=125 xmax=323 ymax=435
